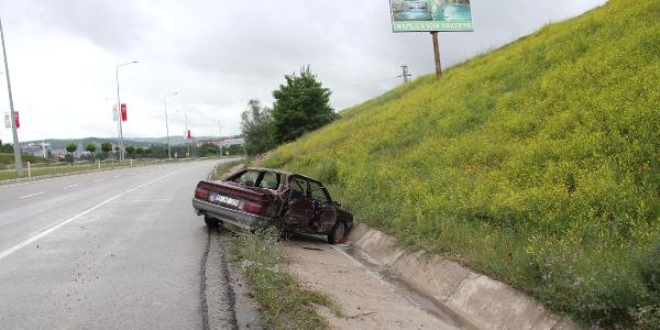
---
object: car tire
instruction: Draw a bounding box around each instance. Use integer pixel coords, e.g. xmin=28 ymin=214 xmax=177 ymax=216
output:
xmin=204 ymin=215 xmax=220 ymax=228
xmin=327 ymin=221 xmax=346 ymax=245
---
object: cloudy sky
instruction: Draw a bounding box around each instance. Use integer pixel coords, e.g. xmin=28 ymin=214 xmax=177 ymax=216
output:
xmin=0 ymin=0 xmax=607 ymax=143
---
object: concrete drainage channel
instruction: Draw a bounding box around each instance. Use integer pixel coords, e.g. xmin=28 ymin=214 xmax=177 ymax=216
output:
xmin=199 ymin=221 xmax=586 ymax=330
xmin=345 ymin=223 xmax=586 ymax=330
xmin=331 ymin=243 xmax=472 ymax=329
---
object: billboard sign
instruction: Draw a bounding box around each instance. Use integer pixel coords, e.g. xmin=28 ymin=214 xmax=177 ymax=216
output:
xmin=4 ymin=112 xmax=9 ymax=129
xmin=390 ymin=0 xmax=474 ymax=32
xmin=14 ymin=111 xmax=19 ymax=128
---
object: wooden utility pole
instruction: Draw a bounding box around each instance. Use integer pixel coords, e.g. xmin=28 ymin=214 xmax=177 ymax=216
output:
xmin=431 ymin=32 xmax=442 ymax=79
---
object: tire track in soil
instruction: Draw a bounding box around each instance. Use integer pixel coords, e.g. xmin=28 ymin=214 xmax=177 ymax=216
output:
xmin=202 ymin=228 xmax=263 ymax=330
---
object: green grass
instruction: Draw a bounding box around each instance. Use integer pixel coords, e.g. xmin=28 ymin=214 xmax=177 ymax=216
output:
xmin=257 ymin=0 xmax=660 ymax=328
xmin=232 ymin=229 xmax=341 ymax=330
xmin=0 ymin=159 xmax=163 ymax=180
xmin=210 ymin=160 xmax=245 ymax=180
xmin=0 ymin=153 xmax=52 ymax=166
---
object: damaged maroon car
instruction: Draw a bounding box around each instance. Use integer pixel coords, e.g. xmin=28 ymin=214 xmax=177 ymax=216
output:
xmin=192 ymin=167 xmax=353 ymax=244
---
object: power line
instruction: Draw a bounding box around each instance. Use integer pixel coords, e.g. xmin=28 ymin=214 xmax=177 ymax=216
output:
xmin=332 ymin=76 xmax=399 ymax=90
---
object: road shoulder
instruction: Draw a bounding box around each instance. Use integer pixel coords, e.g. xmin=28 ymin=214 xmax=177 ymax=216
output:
xmin=284 ymin=236 xmax=462 ymax=330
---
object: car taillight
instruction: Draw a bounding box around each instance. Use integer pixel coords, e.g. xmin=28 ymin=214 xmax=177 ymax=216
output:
xmin=242 ymin=201 xmax=263 ymax=215
xmin=195 ymin=187 xmax=209 ymax=200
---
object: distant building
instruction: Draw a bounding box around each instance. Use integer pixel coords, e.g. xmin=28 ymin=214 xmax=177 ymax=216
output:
xmin=196 ymin=136 xmax=245 ymax=149
xmin=22 ymin=142 xmax=50 ymax=158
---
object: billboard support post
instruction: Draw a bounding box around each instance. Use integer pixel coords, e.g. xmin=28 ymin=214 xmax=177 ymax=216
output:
xmin=390 ymin=1 xmax=473 ymax=80
xmin=431 ymin=32 xmax=442 ymax=79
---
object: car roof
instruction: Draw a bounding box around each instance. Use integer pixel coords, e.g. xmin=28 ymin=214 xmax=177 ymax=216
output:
xmin=242 ymin=167 xmax=319 ymax=183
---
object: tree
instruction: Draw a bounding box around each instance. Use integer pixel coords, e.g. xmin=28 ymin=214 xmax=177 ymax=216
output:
xmin=240 ymin=99 xmax=276 ymax=156
xmin=101 ymin=142 xmax=113 ymax=160
xmin=0 ymin=141 xmax=13 ymax=153
xmin=227 ymin=144 xmax=244 ymax=156
xmin=198 ymin=142 xmax=220 ymax=157
xmin=271 ymin=66 xmax=338 ymax=144
xmin=147 ymin=144 xmax=167 ymax=158
xmin=85 ymin=143 xmax=97 ymax=159
xmin=125 ymin=145 xmax=135 ymax=158
xmin=66 ymin=142 xmax=77 ymax=163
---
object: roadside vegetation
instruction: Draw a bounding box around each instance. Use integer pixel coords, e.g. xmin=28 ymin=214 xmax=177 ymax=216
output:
xmin=0 ymin=138 xmax=241 ymax=181
xmin=0 ymin=158 xmax=164 ymax=180
xmin=241 ymin=66 xmax=337 ymax=156
xmin=210 ymin=159 xmax=245 ymax=180
xmin=0 ymin=153 xmax=51 ymax=167
xmin=232 ymin=229 xmax=341 ymax=330
xmin=257 ymin=0 xmax=660 ymax=328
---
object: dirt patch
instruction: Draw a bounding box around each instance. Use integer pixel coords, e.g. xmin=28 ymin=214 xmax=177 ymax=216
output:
xmin=283 ymin=235 xmax=462 ymax=330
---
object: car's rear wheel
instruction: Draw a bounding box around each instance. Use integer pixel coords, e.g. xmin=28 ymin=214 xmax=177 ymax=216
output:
xmin=204 ymin=215 xmax=220 ymax=228
xmin=328 ymin=221 xmax=346 ymax=244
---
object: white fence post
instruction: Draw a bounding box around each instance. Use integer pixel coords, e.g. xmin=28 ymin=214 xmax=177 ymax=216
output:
xmin=27 ymin=161 xmax=31 ymax=178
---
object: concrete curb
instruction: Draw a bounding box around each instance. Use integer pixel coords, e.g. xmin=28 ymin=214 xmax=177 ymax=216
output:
xmin=347 ymin=223 xmax=585 ymax=330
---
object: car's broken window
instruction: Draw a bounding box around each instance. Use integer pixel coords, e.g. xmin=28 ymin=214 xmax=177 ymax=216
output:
xmin=260 ymin=172 xmax=281 ymax=190
xmin=290 ymin=177 xmax=307 ymax=200
xmin=235 ymin=170 xmax=260 ymax=187
xmin=309 ymin=181 xmax=331 ymax=204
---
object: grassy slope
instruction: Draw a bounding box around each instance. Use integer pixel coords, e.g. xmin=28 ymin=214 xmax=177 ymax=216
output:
xmin=259 ymin=0 xmax=659 ymax=327
xmin=0 ymin=153 xmax=52 ymax=166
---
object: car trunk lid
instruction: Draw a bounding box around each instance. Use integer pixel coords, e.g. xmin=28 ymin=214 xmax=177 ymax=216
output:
xmin=195 ymin=180 xmax=276 ymax=216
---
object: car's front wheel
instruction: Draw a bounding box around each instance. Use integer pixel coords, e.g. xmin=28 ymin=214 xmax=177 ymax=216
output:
xmin=327 ymin=221 xmax=346 ymax=244
xmin=204 ymin=215 xmax=220 ymax=228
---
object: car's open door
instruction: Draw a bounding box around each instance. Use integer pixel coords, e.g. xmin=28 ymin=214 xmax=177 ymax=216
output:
xmin=282 ymin=176 xmax=316 ymax=231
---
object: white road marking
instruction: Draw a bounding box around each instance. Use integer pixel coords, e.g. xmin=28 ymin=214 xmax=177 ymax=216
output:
xmin=19 ymin=192 xmax=45 ymax=199
xmin=0 ymin=170 xmax=183 ymax=262
xmin=93 ymin=179 xmax=105 ymax=182
xmin=63 ymin=184 xmax=81 ymax=190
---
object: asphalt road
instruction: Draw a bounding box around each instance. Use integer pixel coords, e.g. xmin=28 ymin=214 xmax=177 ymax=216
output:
xmin=0 ymin=159 xmax=233 ymax=330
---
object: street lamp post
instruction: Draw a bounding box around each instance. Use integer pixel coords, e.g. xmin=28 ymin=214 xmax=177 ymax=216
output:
xmin=116 ymin=60 xmax=138 ymax=162
xmin=0 ymin=18 xmax=21 ymax=177
xmin=163 ymin=92 xmax=178 ymax=159
xmin=176 ymin=109 xmax=190 ymax=157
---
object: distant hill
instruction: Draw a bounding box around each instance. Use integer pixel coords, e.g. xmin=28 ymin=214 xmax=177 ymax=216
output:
xmin=258 ymin=0 xmax=660 ymax=328
xmin=21 ymin=138 xmax=155 ymax=151
xmin=21 ymin=136 xmax=223 ymax=150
